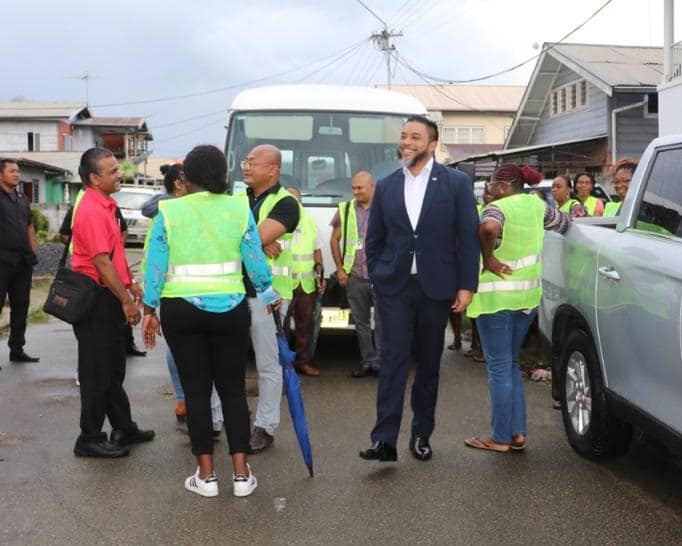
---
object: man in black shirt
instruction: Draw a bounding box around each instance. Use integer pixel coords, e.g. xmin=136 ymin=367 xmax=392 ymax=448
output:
xmin=241 ymin=145 xmax=300 ymax=453
xmin=0 ymin=159 xmax=39 ymax=364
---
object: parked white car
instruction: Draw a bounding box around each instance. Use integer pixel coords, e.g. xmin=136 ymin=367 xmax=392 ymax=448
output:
xmin=112 ymin=185 xmax=162 ymax=244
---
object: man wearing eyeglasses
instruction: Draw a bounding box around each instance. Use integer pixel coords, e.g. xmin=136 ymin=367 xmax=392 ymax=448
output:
xmin=240 ymin=145 xmax=300 ymax=453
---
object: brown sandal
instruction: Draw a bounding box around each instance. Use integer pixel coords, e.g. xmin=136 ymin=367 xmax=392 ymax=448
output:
xmin=510 ymin=434 xmax=526 ymax=451
xmin=464 ymin=436 xmax=510 ymax=453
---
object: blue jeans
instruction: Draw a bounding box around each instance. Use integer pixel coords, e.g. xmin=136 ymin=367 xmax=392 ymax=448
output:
xmin=476 ymin=308 xmax=538 ymax=444
xmin=166 ymin=348 xmax=185 ymax=401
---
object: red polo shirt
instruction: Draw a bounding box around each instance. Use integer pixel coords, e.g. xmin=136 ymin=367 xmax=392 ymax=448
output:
xmin=72 ymin=187 xmax=132 ymax=288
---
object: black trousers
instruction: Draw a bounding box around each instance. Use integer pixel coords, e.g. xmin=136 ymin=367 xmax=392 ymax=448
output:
xmin=371 ymin=277 xmax=451 ymax=446
xmin=0 ymin=260 xmax=32 ymax=353
xmin=161 ymin=297 xmax=251 ymax=456
xmin=73 ymin=288 xmax=135 ymax=441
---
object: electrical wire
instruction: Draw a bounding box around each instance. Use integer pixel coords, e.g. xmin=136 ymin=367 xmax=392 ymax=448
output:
xmin=292 ymin=40 xmax=367 ymax=83
xmin=398 ymin=0 xmax=615 ymax=84
xmin=90 ymin=38 xmax=370 ymax=108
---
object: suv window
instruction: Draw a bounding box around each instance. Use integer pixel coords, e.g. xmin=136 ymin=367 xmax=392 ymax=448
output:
xmin=636 ymin=148 xmax=682 ymax=237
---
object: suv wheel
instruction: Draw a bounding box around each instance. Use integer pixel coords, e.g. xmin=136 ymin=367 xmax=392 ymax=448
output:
xmin=559 ymin=330 xmax=632 ymax=458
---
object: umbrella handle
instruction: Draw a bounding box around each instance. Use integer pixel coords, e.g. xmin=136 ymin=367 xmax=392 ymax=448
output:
xmin=272 ymin=308 xmax=284 ymax=334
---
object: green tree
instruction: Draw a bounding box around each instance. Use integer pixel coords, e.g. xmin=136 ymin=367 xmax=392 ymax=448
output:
xmin=119 ymin=161 xmax=137 ymax=182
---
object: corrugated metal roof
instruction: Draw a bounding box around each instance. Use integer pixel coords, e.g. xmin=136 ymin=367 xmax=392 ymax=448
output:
xmin=0 ymin=102 xmax=89 ymax=119
xmin=73 ymin=116 xmax=148 ymax=129
xmin=378 ymin=84 xmax=525 ymax=112
xmin=7 ymin=152 xmax=83 ymax=179
xmin=551 ymin=43 xmax=663 ymax=87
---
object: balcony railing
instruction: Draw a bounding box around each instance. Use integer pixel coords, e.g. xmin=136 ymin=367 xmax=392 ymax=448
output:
xmin=671 ymin=41 xmax=682 ymax=81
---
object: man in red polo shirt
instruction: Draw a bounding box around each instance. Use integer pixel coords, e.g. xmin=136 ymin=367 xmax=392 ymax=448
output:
xmin=71 ymin=148 xmax=154 ymax=458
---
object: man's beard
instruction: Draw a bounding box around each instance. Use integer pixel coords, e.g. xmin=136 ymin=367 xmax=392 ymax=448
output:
xmin=397 ymin=146 xmax=430 ymax=168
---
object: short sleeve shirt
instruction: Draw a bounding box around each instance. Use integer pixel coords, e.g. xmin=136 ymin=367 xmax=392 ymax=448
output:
xmin=71 ymin=187 xmax=132 ymax=287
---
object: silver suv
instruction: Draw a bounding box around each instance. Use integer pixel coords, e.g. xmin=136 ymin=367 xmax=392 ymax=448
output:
xmin=112 ymin=186 xmax=162 ymax=244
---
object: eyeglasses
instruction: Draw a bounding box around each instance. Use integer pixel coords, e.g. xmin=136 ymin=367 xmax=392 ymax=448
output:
xmin=240 ymin=159 xmax=274 ymax=169
xmin=485 ymin=179 xmax=510 ymax=189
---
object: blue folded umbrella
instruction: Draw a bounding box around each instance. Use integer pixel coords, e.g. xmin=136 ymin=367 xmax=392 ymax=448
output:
xmin=273 ymin=309 xmax=314 ymax=478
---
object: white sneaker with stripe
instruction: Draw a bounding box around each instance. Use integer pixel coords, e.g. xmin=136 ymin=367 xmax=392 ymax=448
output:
xmin=184 ymin=467 xmax=219 ymax=497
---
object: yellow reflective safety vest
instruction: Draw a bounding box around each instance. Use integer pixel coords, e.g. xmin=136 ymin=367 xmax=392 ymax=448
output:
xmin=257 ymin=187 xmax=294 ymax=300
xmin=338 ymin=199 xmax=359 ymax=274
xmin=468 ymin=193 xmax=545 ymax=318
xmin=67 ymin=189 xmax=86 ymax=255
xmin=557 ymin=198 xmax=582 ymax=215
xmin=603 ymin=201 xmax=621 ymax=217
xmin=159 ymin=192 xmax=249 ymax=298
xmin=291 ymin=207 xmax=318 ymax=294
xmin=582 ymin=195 xmax=600 ymax=216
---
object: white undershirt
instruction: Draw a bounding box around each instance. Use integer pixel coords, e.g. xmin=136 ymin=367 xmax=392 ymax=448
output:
xmin=403 ymin=157 xmax=434 ymax=274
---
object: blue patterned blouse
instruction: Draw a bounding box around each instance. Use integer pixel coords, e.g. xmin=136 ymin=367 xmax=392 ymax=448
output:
xmin=142 ymin=210 xmax=279 ymax=312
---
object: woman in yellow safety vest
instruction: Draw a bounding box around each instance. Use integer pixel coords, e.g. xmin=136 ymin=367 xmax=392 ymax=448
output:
xmin=551 ymin=175 xmax=587 ymax=218
xmin=604 ymin=158 xmax=637 ymax=217
xmin=141 ymin=145 xmax=280 ymax=498
xmin=465 ymin=164 xmax=571 ymax=453
xmin=574 ymin=172 xmax=604 ymax=216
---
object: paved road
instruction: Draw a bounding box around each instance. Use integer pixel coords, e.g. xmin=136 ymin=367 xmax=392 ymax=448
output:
xmin=1 ymin=318 xmax=682 ymax=545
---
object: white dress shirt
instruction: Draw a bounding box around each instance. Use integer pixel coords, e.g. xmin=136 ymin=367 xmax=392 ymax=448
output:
xmin=403 ymin=157 xmax=434 ymax=274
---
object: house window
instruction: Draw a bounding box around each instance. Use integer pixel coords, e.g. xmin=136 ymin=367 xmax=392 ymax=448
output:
xmin=442 ymin=126 xmax=485 ymax=144
xmin=644 ymin=93 xmax=659 ymax=118
xmin=551 ymin=79 xmax=589 ymax=117
xmin=27 ymin=132 xmax=40 ymax=151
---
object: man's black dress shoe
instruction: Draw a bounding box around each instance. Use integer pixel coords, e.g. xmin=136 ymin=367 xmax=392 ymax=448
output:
xmin=351 ymin=365 xmax=373 ymax=378
xmin=409 ymin=436 xmax=433 ymax=461
xmin=9 ymin=351 xmax=40 ymax=363
xmin=74 ymin=438 xmax=130 ymax=458
xmin=359 ymin=441 xmax=397 ymax=462
xmin=110 ymin=427 xmax=155 ymax=447
xmin=126 ymin=344 xmax=147 ymax=357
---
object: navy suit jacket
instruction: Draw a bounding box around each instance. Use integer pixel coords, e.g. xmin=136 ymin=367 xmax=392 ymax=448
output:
xmin=365 ymin=162 xmax=480 ymax=300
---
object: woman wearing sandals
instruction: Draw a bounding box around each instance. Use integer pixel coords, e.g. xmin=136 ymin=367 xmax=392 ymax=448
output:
xmin=465 ymin=164 xmax=571 ymax=453
xmin=142 ymin=145 xmax=280 ymax=496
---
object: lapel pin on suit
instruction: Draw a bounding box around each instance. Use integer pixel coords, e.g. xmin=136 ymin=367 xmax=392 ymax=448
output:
xmin=431 ymin=177 xmax=437 ymax=181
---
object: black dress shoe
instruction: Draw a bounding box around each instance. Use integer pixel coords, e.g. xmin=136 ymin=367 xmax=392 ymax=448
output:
xmin=359 ymin=441 xmax=397 ymax=462
xmin=110 ymin=427 xmax=155 ymax=447
xmin=9 ymin=351 xmax=40 ymax=363
xmin=409 ymin=436 xmax=433 ymax=461
xmin=351 ymin=365 xmax=373 ymax=378
xmin=126 ymin=344 xmax=147 ymax=357
xmin=74 ymin=439 xmax=130 ymax=458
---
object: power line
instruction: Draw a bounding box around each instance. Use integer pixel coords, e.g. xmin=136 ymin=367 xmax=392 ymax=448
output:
xmin=153 ymin=117 xmax=226 ymax=145
xmin=292 ymin=40 xmax=367 ymax=83
xmin=355 ymin=0 xmax=388 ymax=26
xmin=90 ymin=38 xmax=370 ymax=108
xmin=399 ymin=0 xmax=615 ymax=84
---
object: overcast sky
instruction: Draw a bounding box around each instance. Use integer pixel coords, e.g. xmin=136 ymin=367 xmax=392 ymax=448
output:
xmin=3 ymin=0 xmax=675 ymax=159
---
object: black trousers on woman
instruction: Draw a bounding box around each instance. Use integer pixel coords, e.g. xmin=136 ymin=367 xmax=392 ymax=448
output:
xmin=161 ymin=297 xmax=251 ymax=456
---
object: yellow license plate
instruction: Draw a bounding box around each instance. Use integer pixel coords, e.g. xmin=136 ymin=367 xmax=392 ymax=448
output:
xmin=320 ymin=308 xmax=350 ymax=328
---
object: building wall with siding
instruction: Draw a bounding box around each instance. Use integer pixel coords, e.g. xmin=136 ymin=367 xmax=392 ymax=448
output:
xmin=611 ymin=92 xmax=658 ymax=161
xmin=530 ymin=65 xmax=608 ymax=146
xmin=0 ymin=121 xmax=60 ymax=152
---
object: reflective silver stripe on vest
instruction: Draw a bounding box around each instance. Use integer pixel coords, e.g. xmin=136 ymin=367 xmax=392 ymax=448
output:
xmin=165 ymin=275 xmax=244 ymax=284
xmin=476 ymin=279 xmax=542 ymax=293
xmin=278 ymin=240 xmax=291 ymax=250
xmin=271 ymin=265 xmax=291 ymax=276
xmin=168 ymin=261 xmax=242 ymax=276
xmin=481 ymin=254 xmax=540 ymax=273
xmin=292 ymin=271 xmax=316 ymax=280
xmin=292 ymin=253 xmax=315 ymax=262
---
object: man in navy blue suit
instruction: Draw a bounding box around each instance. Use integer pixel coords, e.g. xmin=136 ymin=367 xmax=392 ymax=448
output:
xmin=359 ymin=116 xmax=480 ymax=462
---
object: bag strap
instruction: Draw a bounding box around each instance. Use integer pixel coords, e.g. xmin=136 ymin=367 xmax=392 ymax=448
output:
xmin=341 ymin=200 xmax=350 ymax=262
xmin=57 ymin=236 xmax=71 ymax=271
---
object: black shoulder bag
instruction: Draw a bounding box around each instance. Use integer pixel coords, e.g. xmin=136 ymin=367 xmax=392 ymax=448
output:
xmin=43 ymin=238 xmax=100 ymax=324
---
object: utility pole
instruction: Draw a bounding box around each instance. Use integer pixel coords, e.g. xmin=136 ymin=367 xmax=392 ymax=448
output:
xmin=355 ymin=1 xmax=401 ymax=88
xmin=371 ymin=28 xmax=402 ymax=89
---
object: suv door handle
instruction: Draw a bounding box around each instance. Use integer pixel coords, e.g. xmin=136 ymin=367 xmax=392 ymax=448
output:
xmin=598 ymin=266 xmax=621 ymax=281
